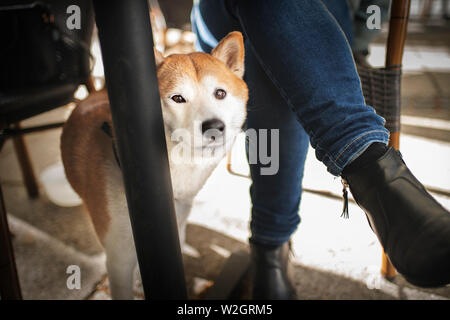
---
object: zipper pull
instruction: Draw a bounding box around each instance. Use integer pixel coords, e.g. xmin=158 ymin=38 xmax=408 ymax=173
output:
xmin=341 ymin=178 xmax=349 ymax=219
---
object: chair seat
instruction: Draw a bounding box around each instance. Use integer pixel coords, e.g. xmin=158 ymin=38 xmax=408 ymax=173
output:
xmin=0 ymin=83 xmax=78 ymax=126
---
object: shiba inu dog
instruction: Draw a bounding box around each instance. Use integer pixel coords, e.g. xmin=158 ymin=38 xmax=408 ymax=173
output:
xmin=61 ymin=32 xmax=248 ymax=299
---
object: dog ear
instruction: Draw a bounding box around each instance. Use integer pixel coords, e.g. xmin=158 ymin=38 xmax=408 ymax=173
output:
xmin=154 ymin=48 xmax=165 ymax=68
xmin=211 ymin=31 xmax=245 ymax=78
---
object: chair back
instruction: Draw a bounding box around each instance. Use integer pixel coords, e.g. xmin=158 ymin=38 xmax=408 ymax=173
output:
xmin=0 ymin=0 xmax=94 ymax=90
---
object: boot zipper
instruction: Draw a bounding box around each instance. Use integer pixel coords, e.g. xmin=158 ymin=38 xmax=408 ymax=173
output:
xmin=341 ymin=178 xmax=349 ymax=219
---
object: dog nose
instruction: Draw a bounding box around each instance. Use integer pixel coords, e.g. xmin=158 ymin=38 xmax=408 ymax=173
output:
xmin=201 ymin=119 xmax=225 ymax=135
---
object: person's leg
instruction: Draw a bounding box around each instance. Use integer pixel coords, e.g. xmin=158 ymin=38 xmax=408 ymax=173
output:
xmin=244 ymin=43 xmax=310 ymax=299
xmin=193 ymin=0 xmax=309 ymax=299
xmin=230 ymin=0 xmax=389 ymax=176
xmin=245 ymin=49 xmax=310 ymax=248
xmin=321 ymin=0 xmax=355 ymax=45
xmin=193 ymin=0 xmax=310 ymax=248
xmin=194 ymin=0 xmax=450 ymax=288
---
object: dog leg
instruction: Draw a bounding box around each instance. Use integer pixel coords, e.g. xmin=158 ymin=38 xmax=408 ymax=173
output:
xmin=175 ymin=199 xmax=200 ymax=257
xmin=104 ymin=221 xmax=137 ymax=300
xmin=103 ymin=187 xmax=138 ymax=300
xmin=175 ymin=199 xmax=193 ymax=246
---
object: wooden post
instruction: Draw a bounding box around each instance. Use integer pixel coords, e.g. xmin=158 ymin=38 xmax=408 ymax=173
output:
xmin=381 ymin=0 xmax=411 ymax=280
xmin=12 ymin=123 xmax=39 ymax=198
xmin=85 ymin=76 xmax=97 ymax=93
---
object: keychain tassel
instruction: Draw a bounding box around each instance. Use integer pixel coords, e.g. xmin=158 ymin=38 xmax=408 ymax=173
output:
xmin=341 ymin=179 xmax=349 ymax=219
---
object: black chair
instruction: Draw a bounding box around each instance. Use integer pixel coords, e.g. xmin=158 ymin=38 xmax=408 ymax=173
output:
xmin=0 ymin=0 xmax=95 ymax=299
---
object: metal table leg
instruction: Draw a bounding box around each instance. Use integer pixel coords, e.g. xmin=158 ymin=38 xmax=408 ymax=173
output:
xmin=93 ymin=0 xmax=187 ymax=299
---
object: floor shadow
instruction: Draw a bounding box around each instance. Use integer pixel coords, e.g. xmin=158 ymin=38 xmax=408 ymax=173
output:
xmin=184 ymin=224 xmax=418 ymax=300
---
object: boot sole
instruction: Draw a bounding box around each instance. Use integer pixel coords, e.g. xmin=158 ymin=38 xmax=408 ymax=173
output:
xmin=403 ymin=274 xmax=450 ymax=288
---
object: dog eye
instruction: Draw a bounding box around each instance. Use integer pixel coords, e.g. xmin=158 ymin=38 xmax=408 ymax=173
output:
xmin=171 ymin=95 xmax=186 ymax=103
xmin=214 ymin=89 xmax=227 ymax=100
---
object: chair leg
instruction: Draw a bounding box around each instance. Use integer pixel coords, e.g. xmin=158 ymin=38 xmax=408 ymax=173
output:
xmin=85 ymin=76 xmax=97 ymax=93
xmin=0 ymin=184 xmax=22 ymax=300
xmin=380 ymin=0 xmax=411 ymax=280
xmin=12 ymin=123 xmax=39 ymax=198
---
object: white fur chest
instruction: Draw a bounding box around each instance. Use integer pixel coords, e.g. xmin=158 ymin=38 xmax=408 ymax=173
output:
xmin=169 ymin=161 xmax=218 ymax=201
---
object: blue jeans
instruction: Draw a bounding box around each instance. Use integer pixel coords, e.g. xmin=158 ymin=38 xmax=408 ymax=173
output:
xmin=192 ymin=0 xmax=389 ymax=246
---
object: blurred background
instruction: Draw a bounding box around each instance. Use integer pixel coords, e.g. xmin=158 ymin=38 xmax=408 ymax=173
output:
xmin=0 ymin=0 xmax=449 ymax=299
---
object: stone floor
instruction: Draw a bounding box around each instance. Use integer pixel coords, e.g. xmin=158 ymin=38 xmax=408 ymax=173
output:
xmin=1 ymin=19 xmax=450 ymax=300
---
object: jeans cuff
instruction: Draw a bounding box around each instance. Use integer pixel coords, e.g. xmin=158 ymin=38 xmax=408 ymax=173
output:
xmin=249 ymin=234 xmax=292 ymax=247
xmin=327 ymin=129 xmax=390 ymax=176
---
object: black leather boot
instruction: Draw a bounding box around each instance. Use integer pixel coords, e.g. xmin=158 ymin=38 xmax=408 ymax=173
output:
xmin=250 ymin=241 xmax=296 ymax=299
xmin=343 ymin=147 xmax=450 ymax=287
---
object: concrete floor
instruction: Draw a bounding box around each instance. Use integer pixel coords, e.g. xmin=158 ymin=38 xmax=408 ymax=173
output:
xmin=1 ymin=20 xmax=450 ymax=300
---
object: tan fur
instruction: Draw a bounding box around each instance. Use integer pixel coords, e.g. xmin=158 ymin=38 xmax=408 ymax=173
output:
xmin=61 ymin=90 xmax=113 ymax=243
xmin=61 ymin=32 xmax=248 ymax=299
xmin=157 ymin=52 xmax=248 ymax=102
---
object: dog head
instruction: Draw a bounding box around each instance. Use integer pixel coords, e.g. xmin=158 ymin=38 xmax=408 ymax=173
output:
xmin=155 ymin=31 xmax=248 ymax=164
